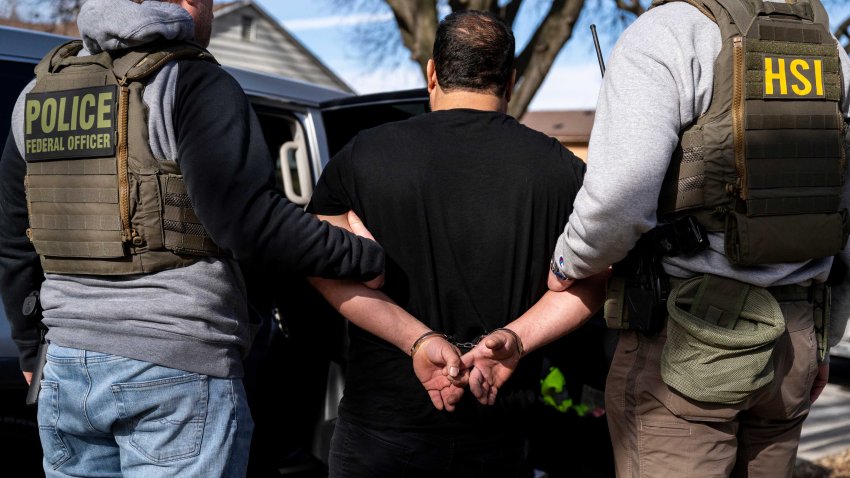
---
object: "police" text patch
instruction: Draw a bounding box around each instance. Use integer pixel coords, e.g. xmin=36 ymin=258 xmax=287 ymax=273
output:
xmin=762 ymin=55 xmax=825 ymax=99
xmin=24 ymin=85 xmax=117 ymax=162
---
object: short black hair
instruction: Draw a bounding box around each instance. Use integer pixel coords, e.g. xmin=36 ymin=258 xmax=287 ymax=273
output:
xmin=432 ymin=10 xmax=515 ymax=96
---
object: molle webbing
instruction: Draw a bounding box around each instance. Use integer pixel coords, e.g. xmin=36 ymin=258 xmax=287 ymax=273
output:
xmin=25 ymin=41 xmax=222 ymax=275
xmin=160 ymin=175 xmax=220 ymax=255
xmin=741 ymin=26 xmax=844 ymax=219
xmin=661 ymin=130 xmax=706 ymax=214
xmin=655 ymin=0 xmax=848 ymax=264
xmin=26 ymin=158 xmax=124 ymax=258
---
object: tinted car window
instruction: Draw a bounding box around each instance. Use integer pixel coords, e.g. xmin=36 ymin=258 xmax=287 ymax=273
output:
xmin=0 ymin=60 xmax=36 ymax=153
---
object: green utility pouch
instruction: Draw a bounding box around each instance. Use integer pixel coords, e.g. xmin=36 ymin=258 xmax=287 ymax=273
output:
xmin=662 ymin=274 xmax=785 ymax=404
xmin=725 ymin=210 xmax=850 ymax=265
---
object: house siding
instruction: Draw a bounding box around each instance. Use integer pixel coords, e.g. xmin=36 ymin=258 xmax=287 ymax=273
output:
xmin=209 ymin=4 xmax=351 ymax=92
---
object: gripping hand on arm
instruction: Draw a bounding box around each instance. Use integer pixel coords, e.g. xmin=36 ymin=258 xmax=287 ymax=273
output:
xmin=309 ymin=212 xmax=467 ymax=411
xmin=346 ymin=211 xmax=384 ymax=289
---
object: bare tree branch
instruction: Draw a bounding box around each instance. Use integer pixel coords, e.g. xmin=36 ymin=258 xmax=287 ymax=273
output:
xmin=614 ymin=0 xmax=646 ymax=17
xmin=498 ymin=0 xmax=524 ymax=27
xmin=510 ymin=0 xmax=585 ymax=117
xmin=385 ymin=0 xmax=440 ymax=72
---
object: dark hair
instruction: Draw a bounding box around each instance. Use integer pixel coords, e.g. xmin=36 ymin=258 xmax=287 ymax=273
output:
xmin=432 ymin=10 xmax=515 ymax=96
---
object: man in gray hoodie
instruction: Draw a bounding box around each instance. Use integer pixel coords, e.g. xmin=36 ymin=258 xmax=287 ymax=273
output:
xmin=0 ymin=0 xmax=384 ymax=476
xmin=548 ymin=0 xmax=850 ymax=476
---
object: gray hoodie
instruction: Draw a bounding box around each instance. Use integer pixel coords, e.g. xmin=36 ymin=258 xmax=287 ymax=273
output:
xmin=11 ymin=0 xmax=249 ymax=378
xmin=551 ymin=2 xmax=850 ymax=346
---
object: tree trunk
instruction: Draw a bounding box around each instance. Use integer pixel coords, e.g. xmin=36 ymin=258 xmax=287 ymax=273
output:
xmin=385 ymin=0 xmax=439 ymax=74
xmin=509 ymin=0 xmax=585 ymax=118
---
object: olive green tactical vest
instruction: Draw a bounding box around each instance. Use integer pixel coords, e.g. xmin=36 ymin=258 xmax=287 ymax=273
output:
xmin=652 ymin=0 xmax=849 ymax=265
xmin=23 ymin=41 xmax=222 ymax=275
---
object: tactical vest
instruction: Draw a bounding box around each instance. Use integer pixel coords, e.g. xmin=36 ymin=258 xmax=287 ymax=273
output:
xmin=653 ymin=0 xmax=849 ymax=265
xmin=23 ymin=41 xmax=222 ymax=275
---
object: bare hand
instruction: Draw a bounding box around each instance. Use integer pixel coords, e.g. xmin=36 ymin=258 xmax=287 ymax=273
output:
xmin=810 ymin=362 xmax=829 ymax=403
xmin=22 ymin=371 xmax=32 ymax=386
xmin=413 ymin=336 xmax=468 ymax=411
xmin=460 ymin=330 xmax=521 ymax=405
xmin=347 ymin=210 xmax=385 ymax=289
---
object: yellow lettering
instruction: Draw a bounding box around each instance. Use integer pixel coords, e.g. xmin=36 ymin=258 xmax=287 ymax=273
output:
xmin=790 ymin=59 xmax=812 ymax=96
xmin=80 ymin=94 xmax=96 ymax=130
xmin=57 ymin=97 xmax=70 ymax=132
xmin=764 ymin=57 xmax=788 ymax=96
xmin=96 ymin=92 xmax=112 ymax=129
xmin=41 ymin=98 xmax=57 ymax=134
xmin=814 ymin=59 xmax=824 ymax=96
xmin=70 ymin=95 xmax=79 ymax=130
xmin=102 ymin=133 xmax=111 ymax=149
xmin=25 ymin=100 xmax=39 ymax=135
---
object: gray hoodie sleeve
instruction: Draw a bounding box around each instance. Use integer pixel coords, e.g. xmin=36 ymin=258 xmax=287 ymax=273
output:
xmin=550 ymin=5 xmax=720 ymax=279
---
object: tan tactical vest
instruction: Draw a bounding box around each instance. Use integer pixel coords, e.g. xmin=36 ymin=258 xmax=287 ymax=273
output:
xmin=653 ymin=0 xmax=849 ymax=265
xmin=23 ymin=41 xmax=221 ymax=275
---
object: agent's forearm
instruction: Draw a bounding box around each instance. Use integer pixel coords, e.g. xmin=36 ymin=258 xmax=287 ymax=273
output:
xmin=504 ymin=271 xmax=608 ymax=354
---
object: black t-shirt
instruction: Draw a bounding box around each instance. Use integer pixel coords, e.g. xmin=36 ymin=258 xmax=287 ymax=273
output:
xmin=307 ymin=108 xmax=585 ymax=433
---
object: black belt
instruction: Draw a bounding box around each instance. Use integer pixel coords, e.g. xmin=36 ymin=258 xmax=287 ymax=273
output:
xmin=767 ymin=284 xmax=814 ymax=302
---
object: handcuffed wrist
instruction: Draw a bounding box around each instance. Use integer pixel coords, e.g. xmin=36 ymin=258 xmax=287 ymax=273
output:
xmin=492 ymin=327 xmax=524 ymax=357
xmin=409 ymin=331 xmax=447 ymax=357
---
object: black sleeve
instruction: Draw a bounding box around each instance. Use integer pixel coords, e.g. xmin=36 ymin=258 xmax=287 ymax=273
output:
xmin=0 ymin=131 xmax=44 ymax=371
xmin=173 ymin=60 xmax=383 ymax=280
xmin=305 ymin=139 xmax=356 ymax=216
xmin=563 ymin=145 xmax=587 ymax=188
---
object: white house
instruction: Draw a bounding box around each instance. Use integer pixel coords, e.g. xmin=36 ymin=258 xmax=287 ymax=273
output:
xmin=210 ymin=1 xmax=352 ymax=93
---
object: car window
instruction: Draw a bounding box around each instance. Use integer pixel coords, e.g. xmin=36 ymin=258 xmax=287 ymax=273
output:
xmin=0 ymin=60 xmax=37 ymax=153
xmin=322 ymin=101 xmax=429 ymax=158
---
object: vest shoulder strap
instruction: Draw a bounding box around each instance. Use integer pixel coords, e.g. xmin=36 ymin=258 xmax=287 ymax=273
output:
xmin=34 ymin=40 xmax=84 ymax=78
xmin=111 ymin=42 xmax=219 ymax=83
xmin=714 ymin=0 xmax=756 ymax=33
xmin=651 ymin=0 xmax=830 ymax=33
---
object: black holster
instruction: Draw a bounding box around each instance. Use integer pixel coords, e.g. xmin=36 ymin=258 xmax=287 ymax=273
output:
xmin=604 ymin=216 xmax=708 ymax=333
xmin=22 ymin=291 xmax=45 ymax=406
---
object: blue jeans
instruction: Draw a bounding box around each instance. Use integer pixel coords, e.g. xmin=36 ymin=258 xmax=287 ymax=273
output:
xmin=329 ymin=417 xmax=528 ymax=477
xmin=38 ymin=344 xmax=253 ymax=478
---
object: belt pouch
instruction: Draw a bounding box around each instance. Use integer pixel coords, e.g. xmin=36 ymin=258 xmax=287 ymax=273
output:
xmin=661 ymin=274 xmax=785 ymax=404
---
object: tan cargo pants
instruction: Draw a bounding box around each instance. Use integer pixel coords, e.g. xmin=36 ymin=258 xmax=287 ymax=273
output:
xmin=606 ymin=300 xmax=818 ymax=478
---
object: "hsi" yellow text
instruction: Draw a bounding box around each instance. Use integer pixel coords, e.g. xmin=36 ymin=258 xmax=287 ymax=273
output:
xmin=764 ymin=56 xmax=824 ymax=98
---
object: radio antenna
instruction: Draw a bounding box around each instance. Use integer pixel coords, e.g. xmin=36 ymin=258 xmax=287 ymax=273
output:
xmin=591 ymin=24 xmax=606 ymax=77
